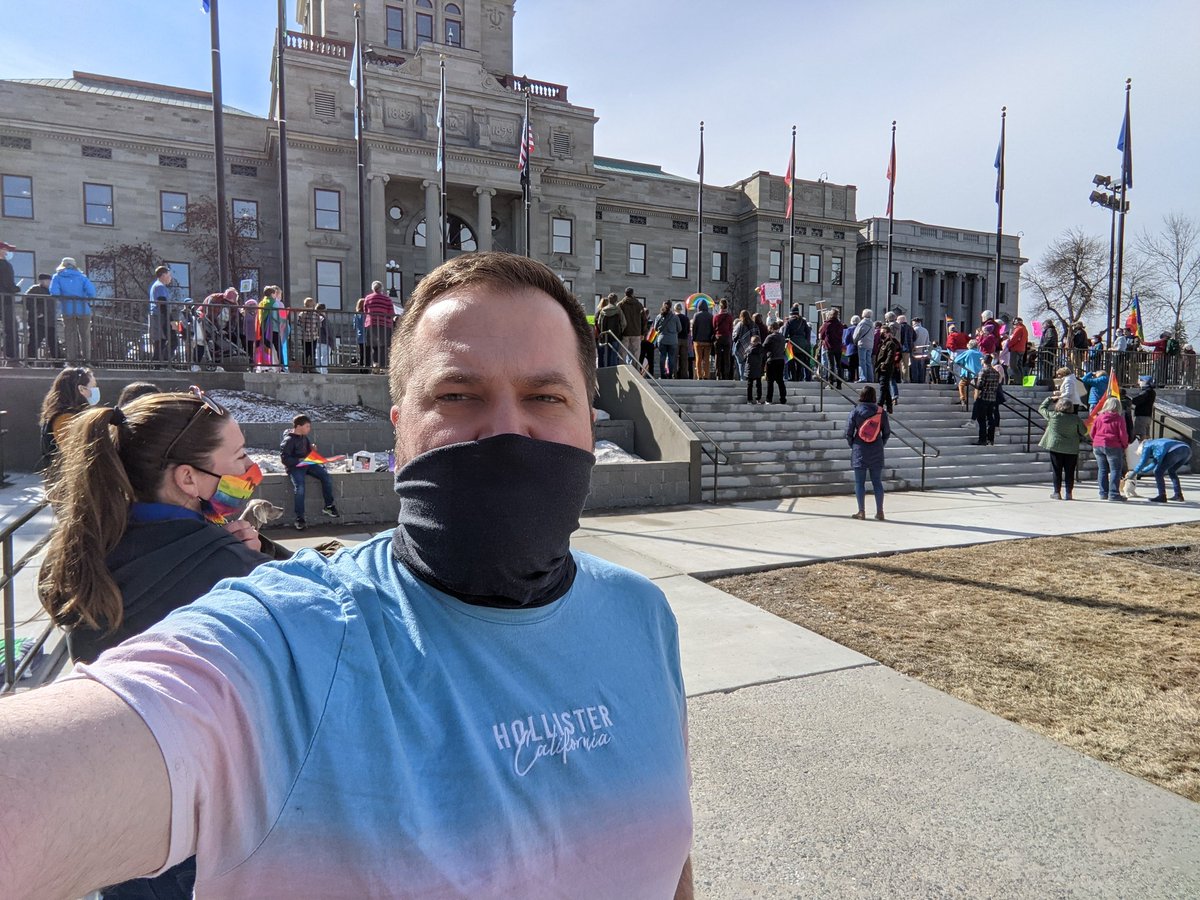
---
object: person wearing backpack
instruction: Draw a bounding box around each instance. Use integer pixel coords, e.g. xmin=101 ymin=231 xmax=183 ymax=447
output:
xmin=845 ymin=384 xmax=891 ymax=520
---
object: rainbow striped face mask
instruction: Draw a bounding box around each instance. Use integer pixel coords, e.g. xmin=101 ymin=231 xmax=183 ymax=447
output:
xmin=196 ymin=462 xmax=263 ymax=524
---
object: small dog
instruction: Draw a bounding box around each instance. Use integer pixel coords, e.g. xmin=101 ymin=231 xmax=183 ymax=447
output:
xmin=239 ymin=499 xmax=285 ymax=530
xmin=1119 ymin=474 xmax=1139 ymax=499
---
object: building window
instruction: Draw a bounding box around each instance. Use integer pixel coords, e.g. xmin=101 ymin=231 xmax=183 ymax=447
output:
xmin=999 ymin=282 xmax=1007 ymax=305
xmin=551 ymin=216 xmax=573 ymax=255
xmin=233 ymin=199 xmax=259 ymax=239
xmin=711 ymin=251 xmax=728 ymax=282
xmin=85 ymin=255 xmax=115 ymax=298
xmin=808 ymin=254 xmax=821 ymax=284
xmin=628 ymin=242 xmax=646 ymax=275
xmin=2 ymin=175 xmax=33 ymax=218
xmin=386 ymin=5 xmax=405 ymax=48
xmin=314 ymin=189 xmax=341 ymax=230
xmin=671 ymin=247 xmax=688 ymax=279
xmin=891 ymin=272 xmax=900 ymax=296
xmin=769 ymin=249 xmax=781 ymax=281
xmin=416 ymin=0 xmax=433 ymax=47
xmin=444 ymin=3 xmax=462 ymax=45
xmin=83 ymin=182 xmax=114 ymax=226
xmin=594 ymin=238 xmax=602 ymax=271
xmin=560 ymin=277 xmax=573 ymax=293
xmin=413 ymin=214 xmax=476 ymax=251
xmin=160 ymin=191 xmax=188 ymax=232
xmin=316 ymin=260 xmax=343 ymax=308
xmin=791 ymin=252 xmax=803 ymax=283
xmin=831 ymin=257 xmax=843 ymax=286
xmin=165 ymin=261 xmax=191 ymax=300
xmin=8 ymin=250 xmax=33 ymax=287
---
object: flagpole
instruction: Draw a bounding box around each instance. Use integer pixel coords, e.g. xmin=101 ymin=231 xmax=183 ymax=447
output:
xmin=353 ymin=5 xmax=368 ymax=297
xmin=1114 ymin=78 xmax=1132 ymax=342
xmin=994 ymin=107 xmax=1006 ymax=315
xmin=438 ymin=61 xmax=448 ymax=260
xmin=886 ymin=121 xmax=896 ymax=315
xmin=275 ymin=0 xmax=291 ymax=303
xmin=208 ymin=0 xmax=231 ymax=288
xmin=788 ymin=124 xmax=796 ymax=308
xmin=523 ymin=90 xmax=531 ymax=258
xmin=696 ymin=121 xmax=704 ymax=297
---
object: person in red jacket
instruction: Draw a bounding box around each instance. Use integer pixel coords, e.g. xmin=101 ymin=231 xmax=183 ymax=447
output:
xmin=945 ymin=324 xmax=968 ymax=352
xmin=712 ymin=298 xmax=734 ymax=380
xmin=818 ymin=308 xmax=845 ymax=389
xmin=362 ymin=281 xmax=396 ymax=372
xmin=1007 ymin=317 xmax=1029 ymax=384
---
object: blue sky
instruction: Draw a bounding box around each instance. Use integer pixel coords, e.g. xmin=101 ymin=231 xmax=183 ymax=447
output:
xmin=2 ymin=0 xmax=1198 ymax=279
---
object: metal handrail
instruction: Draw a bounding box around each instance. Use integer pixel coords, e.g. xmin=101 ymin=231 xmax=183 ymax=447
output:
xmin=994 ymin=386 xmax=1042 ymax=454
xmin=599 ymin=332 xmax=732 ymax=503
xmin=2 ymin=498 xmax=66 ymax=693
xmin=786 ymin=340 xmax=942 ymax=490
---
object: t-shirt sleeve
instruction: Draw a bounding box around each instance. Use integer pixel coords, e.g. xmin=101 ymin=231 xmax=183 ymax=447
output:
xmin=67 ymin=557 xmax=348 ymax=877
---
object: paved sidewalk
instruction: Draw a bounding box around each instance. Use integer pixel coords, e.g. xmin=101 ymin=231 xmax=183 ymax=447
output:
xmin=572 ymin=479 xmax=1200 ymax=898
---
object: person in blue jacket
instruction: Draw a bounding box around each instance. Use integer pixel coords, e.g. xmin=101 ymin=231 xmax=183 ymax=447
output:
xmin=1080 ymin=370 xmax=1109 ymax=409
xmin=1130 ymin=438 xmax=1192 ymax=502
xmin=49 ymin=257 xmax=97 ymax=364
xmin=845 ymin=384 xmax=891 ymax=520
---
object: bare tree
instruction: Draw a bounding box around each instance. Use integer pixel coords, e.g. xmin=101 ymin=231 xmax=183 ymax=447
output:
xmin=1020 ymin=228 xmax=1107 ymax=333
xmin=94 ymin=241 xmax=162 ymax=300
xmin=184 ymin=196 xmax=262 ymax=293
xmin=1137 ymin=213 xmax=1200 ymax=337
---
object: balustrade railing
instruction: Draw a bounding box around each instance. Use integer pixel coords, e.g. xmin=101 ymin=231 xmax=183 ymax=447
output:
xmin=498 ymin=74 xmax=568 ymax=102
xmin=285 ymin=31 xmax=352 ymax=59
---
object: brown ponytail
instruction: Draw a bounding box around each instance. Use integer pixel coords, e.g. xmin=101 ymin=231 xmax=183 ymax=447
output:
xmin=39 ymin=392 xmax=227 ymax=635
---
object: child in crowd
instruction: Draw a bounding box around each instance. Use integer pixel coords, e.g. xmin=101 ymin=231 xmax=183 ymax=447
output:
xmin=745 ymin=335 xmax=766 ymax=405
xmin=928 ymin=342 xmax=944 ymax=384
xmin=280 ymin=414 xmax=341 ymax=531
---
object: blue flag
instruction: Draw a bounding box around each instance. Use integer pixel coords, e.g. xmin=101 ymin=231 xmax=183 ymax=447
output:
xmin=436 ymin=85 xmax=445 ymax=173
xmin=1117 ymin=107 xmax=1132 ymax=190
xmin=201 ymin=0 xmax=210 ymax=11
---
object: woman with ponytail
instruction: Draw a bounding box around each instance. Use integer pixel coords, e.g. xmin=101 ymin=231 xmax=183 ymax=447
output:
xmin=38 ymin=387 xmax=289 ymax=898
xmin=40 ymin=387 xmax=288 ymax=666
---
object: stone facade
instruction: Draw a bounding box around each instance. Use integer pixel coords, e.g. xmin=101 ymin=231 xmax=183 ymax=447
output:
xmin=0 ymin=0 xmax=1013 ymax=322
xmin=856 ymin=218 xmax=1026 ymax=342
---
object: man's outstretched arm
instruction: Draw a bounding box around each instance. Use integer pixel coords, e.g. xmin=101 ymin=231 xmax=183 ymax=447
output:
xmin=0 ymin=678 xmax=171 ymax=899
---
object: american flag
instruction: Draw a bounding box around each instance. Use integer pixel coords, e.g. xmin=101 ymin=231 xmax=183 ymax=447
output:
xmin=518 ymin=113 xmax=534 ymax=186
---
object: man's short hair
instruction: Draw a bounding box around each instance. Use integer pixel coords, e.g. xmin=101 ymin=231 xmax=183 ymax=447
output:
xmin=293 ymin=414 xmax=311 ymax=428
xmin=37 ymin=272 xmax=51 ymax=281
xmin=624 ymin=287 xmax=634 ymax=298
xmin=390 ymin=253 xmax=597 ymax=403
xmin=372 ymin=281 xmax=384 ymax=292
xmin=154 ymin=265 xmax=170 ymax=278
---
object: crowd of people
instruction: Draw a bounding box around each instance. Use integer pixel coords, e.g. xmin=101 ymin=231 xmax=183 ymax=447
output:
xmin=0 ymin=244 xmax=406 ymax=374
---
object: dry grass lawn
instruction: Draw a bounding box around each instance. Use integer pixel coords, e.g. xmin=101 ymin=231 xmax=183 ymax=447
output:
xmin=711 ymin=523 xmax=1200 ymax=802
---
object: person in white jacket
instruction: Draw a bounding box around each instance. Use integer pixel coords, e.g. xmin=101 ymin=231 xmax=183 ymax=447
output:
xmin=853 ymin=309 xmax=875 ymax=382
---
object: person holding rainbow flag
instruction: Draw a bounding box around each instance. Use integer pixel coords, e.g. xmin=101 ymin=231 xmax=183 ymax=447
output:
xmin=280 ymin=413 xmax=341 ymax=530
xmin=1085 ymin=369 xmax=1129 ymax=501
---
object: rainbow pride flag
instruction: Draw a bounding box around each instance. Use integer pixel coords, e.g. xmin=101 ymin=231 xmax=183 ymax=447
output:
xmin=646 ymin=326 xmax=658 ymax=344
xmin=1084 ymin=368 xmax=1121 ymax=435
xmin=785 ymin=342 xmax=795 ymax=361
xmin=297 ymin=450 xmax=346 ymax=467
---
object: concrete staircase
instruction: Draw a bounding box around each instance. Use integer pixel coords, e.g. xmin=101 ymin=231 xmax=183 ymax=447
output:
xmin=650 ymin=379 xmax=1093 ymax=503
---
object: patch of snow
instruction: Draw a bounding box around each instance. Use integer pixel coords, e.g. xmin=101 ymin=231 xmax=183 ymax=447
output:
xmin=208 ymin=389 xmax=386 ymax=424
xmin=594 ymin=439 xmax=644 ymax=464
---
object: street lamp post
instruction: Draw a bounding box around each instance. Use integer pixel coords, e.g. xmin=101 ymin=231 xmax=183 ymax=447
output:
xmin=1089 ymin=175 xmax=1128 ymax=341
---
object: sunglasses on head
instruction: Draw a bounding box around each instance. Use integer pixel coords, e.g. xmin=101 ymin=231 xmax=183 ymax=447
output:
xmin=160 ymin=385 xmax=227 ymax=469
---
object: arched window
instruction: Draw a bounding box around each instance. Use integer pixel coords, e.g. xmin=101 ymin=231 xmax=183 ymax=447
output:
xmin=413 ymin=214 xmax=477 ymax=252
xmin=444 ymin=3 xmax=462 ymax=46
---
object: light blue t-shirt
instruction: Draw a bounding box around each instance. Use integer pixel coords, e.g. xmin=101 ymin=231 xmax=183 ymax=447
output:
xmin=76 ymin=534 xmax=693 ymax=898
xmin=149 ymin=280 xmax=171 ymax=315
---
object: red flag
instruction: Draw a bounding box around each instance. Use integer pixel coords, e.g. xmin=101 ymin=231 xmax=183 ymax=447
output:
xmin=784 ymin=145 xmax=795 ymax=220
xmin=885 ymin=134 xmax=896 ymax=217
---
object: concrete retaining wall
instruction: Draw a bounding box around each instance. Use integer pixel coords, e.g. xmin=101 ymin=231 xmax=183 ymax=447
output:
xmin=594 ymin=419 xmax=635 ymax=453
xmin=596 ymin=365 xmax=702 ymax=503
xmin=258 ymin=470 xmax=398 ymax=526
xmin=241 ymin=421 xmax=395 ymax=457
xmin=586 ymin=461 xmax=691 ymax=510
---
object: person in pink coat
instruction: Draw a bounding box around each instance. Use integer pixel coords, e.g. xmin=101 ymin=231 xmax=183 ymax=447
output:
xmin=1091 ymin=396 xmax=1130 ymax=501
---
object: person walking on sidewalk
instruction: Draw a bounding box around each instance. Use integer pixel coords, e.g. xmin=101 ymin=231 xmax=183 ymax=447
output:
xmin=1038 ymin=396 xmax=1088 ymax=500
xmin=845 ymin=385 xmax=890 ymax=521
xmin=762 ymin=321 xmax=787 ymax=404
xmin=1091 ymin=397 xmax=1129 ymax=501
xmin=280 ymin=414 xmax=341 ymax=530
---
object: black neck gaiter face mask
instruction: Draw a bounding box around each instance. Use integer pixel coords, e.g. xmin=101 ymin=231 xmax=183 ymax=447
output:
xmin=391 ymin=433 xmax=595 ymax=609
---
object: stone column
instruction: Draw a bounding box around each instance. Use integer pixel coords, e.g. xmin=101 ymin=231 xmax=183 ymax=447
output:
xmin=475 ymin=187 xmax=495 ymax=253
xmin=369 ymin=173 xmax=389 ymax=281
xmin=422 ymin=179 xmax=442 ymax=270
